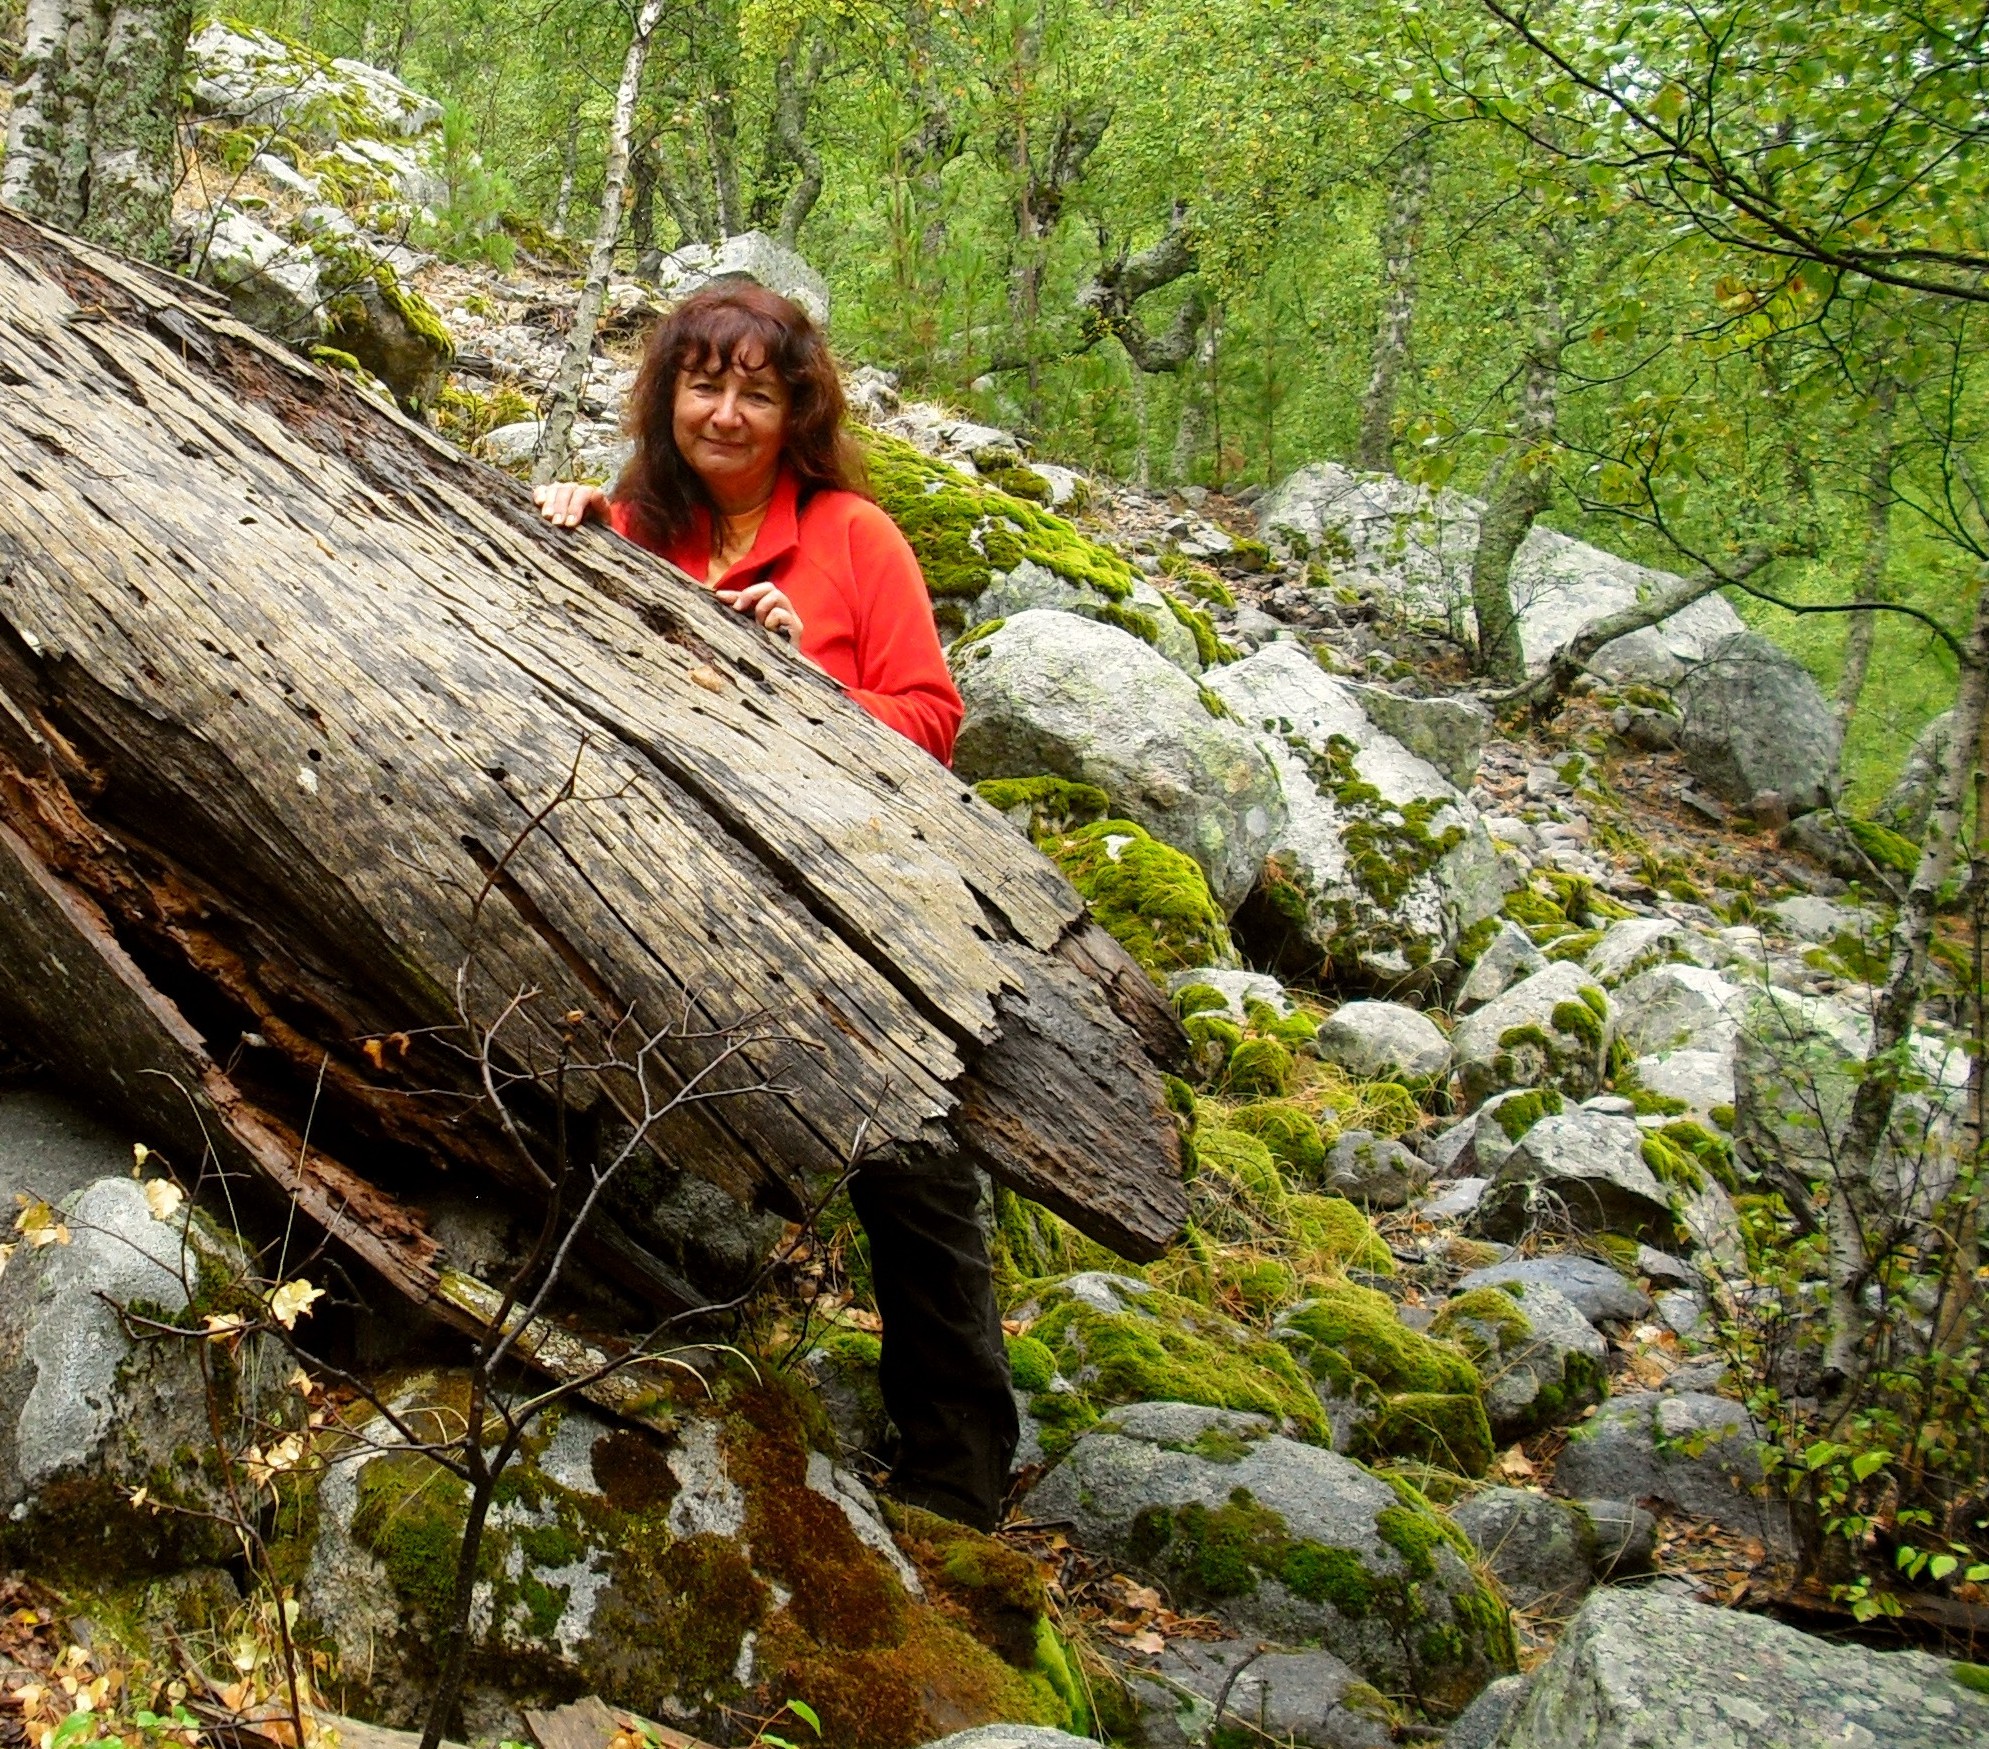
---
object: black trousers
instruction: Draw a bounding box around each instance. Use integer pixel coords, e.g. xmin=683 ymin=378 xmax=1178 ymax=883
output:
xmin=849 ymin=1152 xmax=1019 ymax=1531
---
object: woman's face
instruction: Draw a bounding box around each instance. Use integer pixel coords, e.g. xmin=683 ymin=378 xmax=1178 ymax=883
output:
xmin=672 ymin=348 xmax=792 ymax=504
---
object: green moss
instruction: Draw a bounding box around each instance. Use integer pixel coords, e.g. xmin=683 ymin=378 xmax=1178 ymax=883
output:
xmin=1226 ymin=1100 xmax=1327 ymax=1177
xmin=1641 ymin=1132 xmax=1705 ymax=1193
xmin=888 ymin=1503 xmax=1047 ymax=1667
xmin=1044 ymin=819 xmax=1233 ymax=977
xmin=1359 ymin=1395 xmax=1495 ymax=1478
xmin=1543 ymin=871 xmax=1634 ymax=925
xmin=951 ymin=617 xmax=1007 ymax=651
xmin=1430 ymin=1286 xmax=1533 ymax=1356
xmin=1546 ymin=928 xmax=1604 ymax=963
xmin=349 ymin=1450 xmax=470 ymax=1626
xmin=1287 ymin=735 xmax=1466 ymax=924
xmin=1550 ymin=999 xmax=1606 ymax=1050
xmin=1502 ymin=886 xmax=1568 ymax=933
xmin=1184 ymin=1011 xmax=1244 ymax=1071
xmin=1709 ymin=1103 xmax=1736 ymax=1131
xmin=1224 ymin=1036 xmax=1295 ymax=1096
xmin=1031 ymin=1282 xmax=1328 ymax=1448
xmin=1228 ymin=536 xmax=1272 ymax=570
xmin=1455 ymin=915 xmax=1501 ymax=967
xmin=991 ymin=1187 xmax=1120 ymax=1293
xmin=1279 ymin=1286 xmax=1479 ymax=1397
xmin=861 ymin=428 xmax=1138 ymax=606
xmin=1245 ymin=998 xmax=1323 ymax=1048
xmin=1164 ymin=1074 xmax=1200 ymax=1127
xmin=1198 ymin=683 xmax=1234 ymax=720
xmin=1090 ymin=600 xmax=1161 ymax=645
xmin=1183 ymin=1126 xmax=1288 ymax=1214
xmin=1848 ymin=816 xmax=1920 ymax=874
xmin=1656 ymin=1118 xmax=1738 ymax=1192
xmin=1161 ymin=591 xmax=1237 ymax=666
xmin=1492 ymin=1087 xmax=1562 ymax=1142
xmin=998 ymin=1330 xmax=1057 ymax=1397
xmin=1952 ymin=1662 xmax=1989 ymax=1696
xmin=1287 ymin=1194 xmax=1395 ymax=1274
xmin=973 ymin=774 xmax=1109 ymax=840
xmin=1173 ymin=982 xmax=1229 ymax=1018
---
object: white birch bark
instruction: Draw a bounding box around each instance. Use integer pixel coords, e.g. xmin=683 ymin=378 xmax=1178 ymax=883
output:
xmin=534 ymin=0 xmax=668 ymax=487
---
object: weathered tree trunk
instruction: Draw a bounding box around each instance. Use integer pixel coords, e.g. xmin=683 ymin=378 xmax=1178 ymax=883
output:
xmin=2 ymin=0 xmax=190 ymax=263
xmin=1823 ymin=578 xmax=1989 ymax=1395
xmin=1836 ymin=377 xmax=1898 ymax=747
xmin=771 ymin=37 xmax=828 ymax=249
xmin=1354 ymin=135 xmax=1430 ymax=474
xmin=551 ymin=107 xmax=580 ymax=237
xmin=0 ymin=214 xmax=1188 ymax=1338
xmin=535 ymin=0 xmax=665 ymax=486
xmin=1171 ymin=314 xmax=1219 ymax=485
xmin=1469 ymin=227 xmax=1564 ymax=683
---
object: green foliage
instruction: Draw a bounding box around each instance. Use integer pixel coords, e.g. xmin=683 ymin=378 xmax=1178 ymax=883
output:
xmin=1225 ymin=1099 xmax=1328 ymax=1177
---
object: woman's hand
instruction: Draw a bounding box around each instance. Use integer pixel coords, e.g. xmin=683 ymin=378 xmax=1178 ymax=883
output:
xmin=533 ymin=482 xmax=611 ymax=528
xmin=717 ymin=580 xmax=803 ymax=643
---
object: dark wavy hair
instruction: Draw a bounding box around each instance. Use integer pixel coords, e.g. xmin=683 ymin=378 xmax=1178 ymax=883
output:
xmin=612 ymin=280 xmax=867 ymax=547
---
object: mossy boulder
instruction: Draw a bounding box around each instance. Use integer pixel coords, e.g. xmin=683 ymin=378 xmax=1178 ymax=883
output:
xmin=861 ymin=431 xmax=1140 ymax=636
xmin=974 ymin=775 xmax=1110 ymax=841
xmin=316 ymin=245 xmax=455 ymax=414
xmin=300 ymin=1373 xmax=1073 ymax=1745
xmin=1042 ymin=819 xmax=1237 ymax=976
xmin=0 ymin=1175 xmax=285 ymax=1576
xmin=1224 ymin=1100 xmax=1328 ymax=1178
xmin=1275 ymin=1290 xmax=1492 ymax=1476
xmin=1429 ymin=1282 xmax=1607 ymax=1442
xmin=1019 ymin=1274 xmax=1328 ymax=1456
xmin=1023 ymin=1402 xmax=1515 ymax=1714
xmin=1449 ymin=963 xmax=1612 ymax=1108
xmin=1472 ymin=1107 xmax=1678 ymax=1249
xmin=1204 ymin=646 xmax=1502 ymax=987
xmin=189 ymin=20 xmax=444 ymax=147
xmin=951 ymin=611 xmax=1285 ymax=913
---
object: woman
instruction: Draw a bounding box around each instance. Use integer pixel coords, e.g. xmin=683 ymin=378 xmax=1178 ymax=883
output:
xmin=535 ymin=282 xmax=1016 ymax=1532
xmin=532 ymin=280 xmax=963 ymax=764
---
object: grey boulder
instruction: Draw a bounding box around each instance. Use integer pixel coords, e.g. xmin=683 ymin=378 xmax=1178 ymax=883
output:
xmin=1447 ymin=1489 xmax=1599 ymax=1614
xmin=1450 ymin=963 xmax=1611 ymax=1107
xmin=1205 ymin=644 xmax=1502 ymax=982
xmin=180 ymin=208 xmax=323 ymax=343
xmin=1495 ymin=1586 xmax=1989 ymax=1747
xmin=972 ymin=560 xmax=1203 ymax=675
xmin=1314 ymin=1001 xmax=1451 ymax=1081
xmin=1582 ymin=917 xmax=1705 ymax=988
xmin=1431 ymin=1281 xmax=1606 ymax=1441
xmin=1345 ymin=684 xmax=1487 ymax=790
xmin=1117 ymin=1640 xmax=1391 ymax=1749
xmin=1455 ymin=1255 xmax=1651 ymax=1326
xmin=0 ymin=1175 xmax=278 ymax=1568
xmin=0 ymin=1089 xmax=138 ymax=1211
xmin=1456 ymin=921 xmax=1547 ymax=1012
xmin=1022 ymin=1402 xmax=1513 ymax=1710
xmin=1442 ymin=1674 xmax=1529 ymax=1749
xmin=1674 ymin=631 xmax=1842 ymax=814
xmin=952 ymin=611 xmax=1284 ymax=912
xmin=1322 ymin=1130 xmax=1430 ymax=1210
xmin=1611 ymin=964 xmax=1745 ymax=1058
xmin=1473 ymin=1106 xmax=1676 ymax=1248
xmin=188 ymin=20 xmax=443 ymax=144
xmin=644 ymin=230 xmax=831 ymax=328
xmin=1552 ymin=1390 xmax=1788 ymax=1544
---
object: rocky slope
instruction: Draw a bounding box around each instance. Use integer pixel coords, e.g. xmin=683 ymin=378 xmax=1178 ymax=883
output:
xmin=0 ymin=22 xmax=1979 ymax=1749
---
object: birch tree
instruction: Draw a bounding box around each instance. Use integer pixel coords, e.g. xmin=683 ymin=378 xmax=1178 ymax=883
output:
xmin=1354 ymin=132 xmax=1431 ymax=473
xmin=535 ymin=0 xmax=668 ymax=487
xmin=2 ymin=0 xmax=192 ymax=262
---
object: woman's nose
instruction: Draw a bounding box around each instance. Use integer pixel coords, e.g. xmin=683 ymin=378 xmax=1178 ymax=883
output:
xmin=710 ymin=390 xmax=746 ymax=427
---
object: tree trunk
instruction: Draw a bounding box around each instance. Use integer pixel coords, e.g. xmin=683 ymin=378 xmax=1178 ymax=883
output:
xmin=1171 ymin=315 xmax=1218 ymax=484
xmin=551 ymin=107 xmax=581 ymax=237
xmin=1469 ymin=229 xmax=1564 ymax=684
xmin=1836 ymin=377 xmax=1898 ymax=747
xmin=0 ymin=214 xmax=1188 ymax=1338
xmin=1822 ymin=577 xmax=1989 ymax=1394
xmin=628 ymin=132 xmax=659 ymax=262
xmin=4 ymin=0 xmax=191 ymax=261
xmin=772 ymin=38 xmax=828 ymax=249
xmin=535 ymin=0 xmax=666 ymax=486
xmin=1354 ymin=135 xmax=1430 ymax=474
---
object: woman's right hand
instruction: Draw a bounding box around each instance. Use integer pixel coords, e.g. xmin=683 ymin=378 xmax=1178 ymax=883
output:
xmin=533 ymin=482 xmax=611 ymax=528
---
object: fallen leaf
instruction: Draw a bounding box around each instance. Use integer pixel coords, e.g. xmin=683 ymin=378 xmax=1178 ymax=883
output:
xmin=1122 ymin=1629 xmax=1165 ymax=1655
xmin=690 ymin=663 xmax=728 ymax=693
xmin=142 ymin=1179 xmax=184 ymax=1223
xmin=268 ymin=1279 xmax=325 ymax=1329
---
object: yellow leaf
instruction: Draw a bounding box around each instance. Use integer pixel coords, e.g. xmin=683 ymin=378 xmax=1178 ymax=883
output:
xmin=132 ymin=1142 xmax=150 ymax=1169
xmin=268 ymin=1279 xmax=325 ymax=1329
xmin=202 ymin=1312 xmax=249 ymax=1339
xmin=288 ymin=1365 xmax=315 ymax=1396
xmin=15 ymin=1201 xmax=69 ymax=1247
xmin=361 ymin=1037 xmax=386 ymax=1069
xmin=143 ymin=1179 xmax=185 ymax=1223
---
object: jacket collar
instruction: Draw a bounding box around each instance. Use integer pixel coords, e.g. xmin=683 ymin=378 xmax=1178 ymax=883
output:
xmin=721 ymin=466 xmax=801 ymax=581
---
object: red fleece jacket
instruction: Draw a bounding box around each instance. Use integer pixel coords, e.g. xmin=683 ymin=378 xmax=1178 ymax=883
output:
xmin=608 ymin=471 xmax=963 ymax=765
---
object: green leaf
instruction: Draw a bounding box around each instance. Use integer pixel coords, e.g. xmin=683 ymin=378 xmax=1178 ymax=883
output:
xmin=786 ymin=1703 xmax=822 ymax=1737
xmin=1850 ymin=1450 xmax=1891 ymax=1482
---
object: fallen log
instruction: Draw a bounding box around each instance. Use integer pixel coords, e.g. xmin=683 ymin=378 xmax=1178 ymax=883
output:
xmin=0 ymin=209 xmax=1188 ymax=1329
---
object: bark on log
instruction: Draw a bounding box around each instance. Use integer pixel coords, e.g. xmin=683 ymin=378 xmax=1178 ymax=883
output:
xmin=0 ymin=211 xmax=1189 ymax=1326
